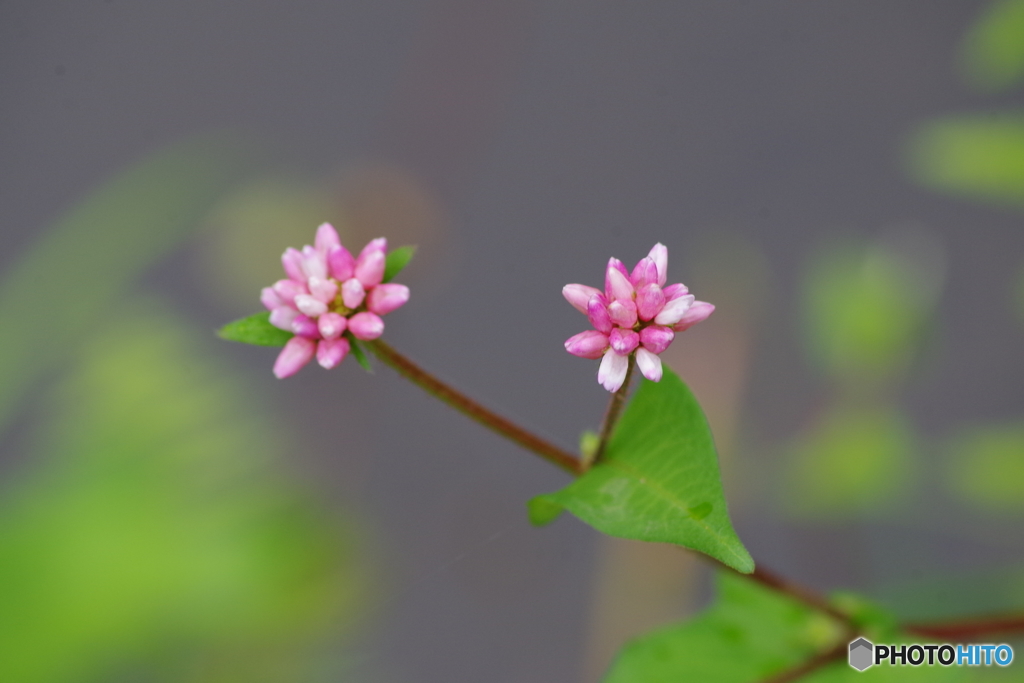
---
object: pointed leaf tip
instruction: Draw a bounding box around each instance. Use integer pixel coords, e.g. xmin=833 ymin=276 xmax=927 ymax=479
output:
xmin=533 ymin=367 xmax=754 ymax=573
xmin=383 ymin=245 xmax=416 ymax=283
xmin=527 ymin=496 xmax=564 ymax=527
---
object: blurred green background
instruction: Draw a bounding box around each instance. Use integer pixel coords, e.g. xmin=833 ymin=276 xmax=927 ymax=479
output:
xmin=776 ymin=0 xmax=1024 ymax=620
xmin=0 ymin=141 xmax=369 ymax=683
xmin=2 ymin=1 xmax=1024 ymax=682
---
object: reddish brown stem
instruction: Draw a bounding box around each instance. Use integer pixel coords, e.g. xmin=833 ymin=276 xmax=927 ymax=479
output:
xmin=708 ymin=555 xmax=854 ymax=627
xmin=904 ymin=615 xmax=1024 ymax=641
xmin=593 ymin=355 xmax=635 ymax=462
xmin=760 ymin=639 xmax=850 ymax=683
xmin=367 ymin=339 xmax=584 ymax=475
xmin=745 ymin=564 xmax=852 ymax=625
xmin=367 ymin=338 xmax=1024 ymax=683
xmin=760 ymin=615 xmax=1024 ymax=683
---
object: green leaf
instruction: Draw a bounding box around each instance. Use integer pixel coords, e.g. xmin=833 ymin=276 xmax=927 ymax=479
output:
xmin=603 ymin=572 xmax=838 ymax=683
xmin=347 ymin=336 xmax=373 ymax=372
xmin=800 ymin=658 xmax=969 ymax=682
xmin=605 ymin=574 xmax=968 ymax=683
xmin=218 ymin=311 xmax=294 ymax=346
xmin=907 ymin=115 xmax=1024 ymax=209
xmin=383 ymin=245 xmax=416 ymax=283
xmin=800 ymin=647 xmax=969 ymax=683
xmin=960 ymin=0 xmax=1024 ymax=92
xmin=530 ymin=367 xmax=754 ymax=573
xmin=527 ymin=497 xmax=564 ymax=526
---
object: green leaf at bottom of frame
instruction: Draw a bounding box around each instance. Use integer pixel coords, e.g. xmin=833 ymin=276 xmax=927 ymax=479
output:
xmin=218 ymin=311 xmax=293 ymax=347
xmin=528 ymin=367 xmax=753 ymax=573
xmin=604 ymin=572 xmax=836 ymax=683
xmin=606 ymin=573 xmax=970 ymax=682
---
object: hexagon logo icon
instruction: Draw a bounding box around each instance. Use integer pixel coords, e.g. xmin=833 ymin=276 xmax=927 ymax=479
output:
xmin=849 ymin=637 xmax=874 ymax=671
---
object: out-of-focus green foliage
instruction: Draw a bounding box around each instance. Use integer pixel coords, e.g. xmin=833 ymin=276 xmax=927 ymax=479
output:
xmin=960 ymin=0 xmax=1024 ymax=92
xmin=605 ymin=574 xmax=969 ymax=682
xmin=904 ymin=0 xmax=1024 ymax=532
xmin=783 ymin=407 xmax=917 ymax=519
xmin=908 ymin=116 xmax=1024 ymax=209
xmin=805 ymin=596 xmax=967 ymax=681
xmin=603 ymin=572 xmax=837 ymax=682
xmin=530 ymin=368 xmax=753 ymax=574
xmin=0 ymin=137 xmax=366 ymax=682
xmin=877 ymin=565 xmax=1024 ymax=622
xmin=802 ymin=656 xmax=968 ymax=682
xmin=802 ymin=236 xmax=942 ymax=386
xmin=829 ymin=593 xmax=900 ymax=636
xmin=0 ymin=306 xmax=364 ymax=683
xmin=0 ymin=136 xmax=258 ymax=433
xmin=945 ymin=424 xmax=1024 ymax=512
xmin=785 ymin=234 xmax=941 ymax=521
xmin=968 ymin=665 xmax=1024 ymax=682
xmin=908 ymin=0 xmax=1024 ymax=210
xmin=219 ymin=312 xmax=294 ymax=347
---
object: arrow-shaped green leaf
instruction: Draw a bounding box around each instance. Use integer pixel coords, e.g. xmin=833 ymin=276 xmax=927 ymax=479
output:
xmin=529 ymin=367 xmax=754 ymax=573
xmin=218 ymin=311 xmax=293 ymax=347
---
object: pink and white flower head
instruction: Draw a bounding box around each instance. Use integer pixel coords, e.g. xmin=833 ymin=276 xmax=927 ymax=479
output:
xmin=261 ymin=223 xmax=410 ymax=378
xmin=563 ymin=243 xmax=714 ymax=392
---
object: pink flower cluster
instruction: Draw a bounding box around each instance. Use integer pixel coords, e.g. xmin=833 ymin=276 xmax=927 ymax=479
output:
xmin=262 ymin=223 xmax=409 ymax=378
xmin=563 ymin=243 xmax=713 ymax=392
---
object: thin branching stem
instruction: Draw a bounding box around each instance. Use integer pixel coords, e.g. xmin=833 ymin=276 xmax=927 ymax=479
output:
xmin=759 ymin=639 xmax=850 ymax=683
xmin=368 ymin=337 xmax=1024 ymax=683
xmin=366 ymin=339 xmax=584 ymax=475
xmin=904 ymin=615 xmax=1024 ymax=641
xmin=761 ymin=615 xmax=1024 ymax=683
xmin=593 ymin=355 xmax=636 ymax=462
xmin=744 ymin=564 xmax=852 ymax=625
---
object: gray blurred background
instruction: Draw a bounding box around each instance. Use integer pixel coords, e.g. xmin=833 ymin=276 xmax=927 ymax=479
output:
xmin=2 ymin=2 xmax=1023 ymax=682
